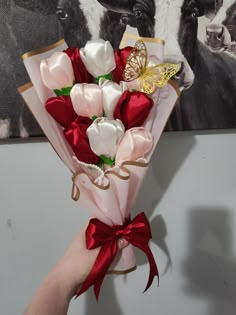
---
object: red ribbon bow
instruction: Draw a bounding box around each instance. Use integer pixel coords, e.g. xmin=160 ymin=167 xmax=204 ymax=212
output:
xmin=77 ymin=212 xmax=159 ymax=299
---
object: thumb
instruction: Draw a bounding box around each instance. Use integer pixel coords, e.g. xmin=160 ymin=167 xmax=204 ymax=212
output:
xmin=118 ymin=238 xmax=129 ymax=249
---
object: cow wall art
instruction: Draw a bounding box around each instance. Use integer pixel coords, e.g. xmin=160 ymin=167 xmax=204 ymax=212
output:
xmin=0 ymin=0 xmax=236 ymax=139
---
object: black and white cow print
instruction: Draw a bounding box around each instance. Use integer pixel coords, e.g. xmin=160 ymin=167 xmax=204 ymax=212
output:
xmin=1 ymin=0 xmax=236 ymax=138
xmin=0 ymin=0 xmax=62 ymax=139
xmin=206 ymin=0 xmax=236 ymax=55
xmin=99 ymin=0 xmax=236 ymax=130
xmin=98 ymin=0 xmax=156 ymax=38
xmin=56 ymin=0 xmax=130 ymax=49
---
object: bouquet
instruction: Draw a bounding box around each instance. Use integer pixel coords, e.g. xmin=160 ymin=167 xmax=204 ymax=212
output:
xmin=19 ymin=34 xmax=180 ymax=299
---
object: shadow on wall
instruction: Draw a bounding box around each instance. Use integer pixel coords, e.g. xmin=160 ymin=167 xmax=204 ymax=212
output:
xmin=132 ymin=131 xmax=196 ymax=275
xmin=84 ymin=277 xmax=123 ymax=315
xmin=181 ymin=207 xmax=236 ymax=315
xmin=129 ymin=214 xmax=172 ymax=277
xmin=133 ymin=131 xmax=197 ymax=217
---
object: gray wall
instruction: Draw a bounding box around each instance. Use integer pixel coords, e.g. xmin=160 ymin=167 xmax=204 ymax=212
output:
xmin=1 ymin=130 xmax=236 ymax=314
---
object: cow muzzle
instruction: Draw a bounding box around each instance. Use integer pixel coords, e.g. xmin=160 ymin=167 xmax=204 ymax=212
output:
xmin=206 ymin=24 xmax=232 ymax=53
xmin=164 ymin=55 xmax=195 ymax=91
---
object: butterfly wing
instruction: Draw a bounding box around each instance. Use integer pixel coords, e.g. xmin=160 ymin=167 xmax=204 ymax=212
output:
xmin=123 ymin=40 xmax=147 ymax=82
xmin=140 ymin=63 xmax=181 ymax=94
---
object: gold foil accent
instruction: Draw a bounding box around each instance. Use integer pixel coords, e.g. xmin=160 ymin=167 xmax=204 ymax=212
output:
xmin=22 ymin=39 xmax=66 ymax=61
xmin=122 ymin=161 xmax=149 ymax=168
xmin=105 ymin=166 xmax=130 ymax=180
xmin=121 ymin=33 xmax=165 ymax=48
xmin=71 ymin=180 xmax=80 ymax=202
xmin=17 ymin=82 xmax=33 ymax=93
xmin=108 ymin=266 xmax=137 ymax=275
xmin=17 ymin=82 xmax=68 ymax=167
xmin=123 ymin=39 xmax=181 ymax=95
xmin=72 ymin=169 xmax=112 ymax=202
xmin=71 ymin=161 xmax=149 ymax=202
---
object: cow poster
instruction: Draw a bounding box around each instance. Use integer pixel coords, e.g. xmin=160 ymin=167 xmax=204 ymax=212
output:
xmin=1 ymin=0 xmax=236 ymax=139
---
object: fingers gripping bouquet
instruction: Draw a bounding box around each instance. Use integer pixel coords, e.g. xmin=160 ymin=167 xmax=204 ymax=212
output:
xmin=19 ymin=36 xmax=180 ymax=299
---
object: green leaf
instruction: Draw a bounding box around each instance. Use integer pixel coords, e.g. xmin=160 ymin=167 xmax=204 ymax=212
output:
xmin=100 ymin=155 xmax=115 ymax=166
xmin=54 ymin=86 xmax=72 ymax=96
xmin=96 ymin=160 xmax=104 ymax=168
xmin=95 ymin=73 xmax=112 ymax=84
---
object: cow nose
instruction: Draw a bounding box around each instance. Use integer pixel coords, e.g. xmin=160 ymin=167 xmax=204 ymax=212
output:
xmin=206 ymin=24 xmax=224 ymax=41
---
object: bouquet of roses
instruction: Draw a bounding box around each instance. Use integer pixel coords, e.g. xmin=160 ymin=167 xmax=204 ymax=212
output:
xmin=19 ymin=35 xmax=180 ymax=299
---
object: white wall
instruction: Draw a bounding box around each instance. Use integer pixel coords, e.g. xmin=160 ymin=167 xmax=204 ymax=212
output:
xmin=1 ymin=130 xmax=236 ymax=315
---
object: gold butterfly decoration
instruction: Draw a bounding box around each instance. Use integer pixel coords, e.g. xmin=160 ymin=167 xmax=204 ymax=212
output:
xmin=123 ymin=40 xmax=181 ymax=95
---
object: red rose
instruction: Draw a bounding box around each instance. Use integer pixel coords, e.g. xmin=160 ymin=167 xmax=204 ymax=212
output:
xmin=113 ymin=46 xmax=133 ymax=83
xmin=45 ymin=96 xmax=77 ymax=128
xmin=64 ymin=116 xmax=100 ymax=164
xmin=64 ymin=47 xmax=93 ymax=84
xmin=114 ymin=90 xmax=154 ymax=129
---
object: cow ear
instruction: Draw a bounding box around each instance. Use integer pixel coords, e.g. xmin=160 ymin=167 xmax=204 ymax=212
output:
xmin=198 ymin=0 xmax=223 ymax=19
xmin=14 ymin=0 xmax=58 ymax=15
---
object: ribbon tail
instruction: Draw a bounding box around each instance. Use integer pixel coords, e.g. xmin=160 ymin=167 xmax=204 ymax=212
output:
xmin=143 ymin=245 xmax=159 ymax=292
xmin=76 ymin=240 xmax=118 ymax=300
xmin=133 ymin=242 xmax=159 ymax=292
xmin=128 ymin=212 xmax=159 ymax=292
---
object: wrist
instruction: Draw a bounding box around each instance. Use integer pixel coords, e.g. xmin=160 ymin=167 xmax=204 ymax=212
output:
xmin=46 ymin=263 xmax=78 ymax=300
xmin=23 ymin=266 xmax=75 ymax=315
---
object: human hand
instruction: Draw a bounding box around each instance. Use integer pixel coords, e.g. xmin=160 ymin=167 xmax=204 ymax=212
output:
xmin=23 ymin=224 xmax=128 ymax=315
xmin=44 ymin=224 xmax=129 ymax=298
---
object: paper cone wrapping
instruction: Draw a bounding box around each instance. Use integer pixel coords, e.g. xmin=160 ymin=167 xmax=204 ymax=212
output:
xmin=19 ymin=35 xmax=180 ymax=272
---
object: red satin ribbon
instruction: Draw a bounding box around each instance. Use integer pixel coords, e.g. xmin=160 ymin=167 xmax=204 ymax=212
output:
xmin=77 ymin=212 xmax=159 ymax=299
